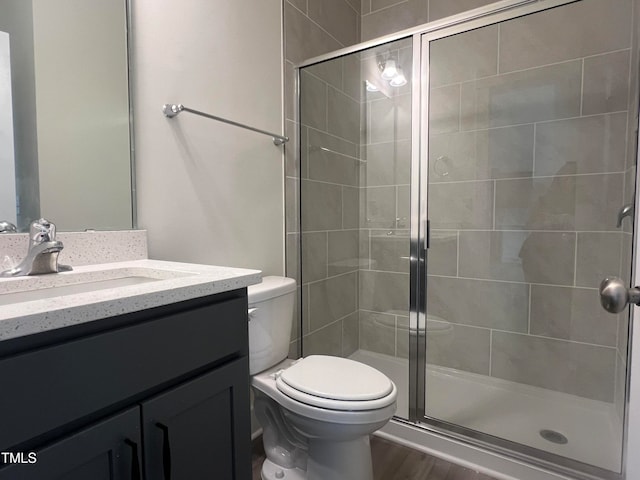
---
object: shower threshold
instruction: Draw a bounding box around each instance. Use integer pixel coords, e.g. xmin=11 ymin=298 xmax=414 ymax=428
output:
xmin=350 ymin=350 xmax=622 ymax=473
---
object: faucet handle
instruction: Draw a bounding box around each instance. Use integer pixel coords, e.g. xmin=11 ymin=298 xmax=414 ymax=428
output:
xmin=29 ymin=218 xmax=57 ymax=245
xmin=0 ymin=221 xmax=17 ymax=233
xmin=617 ymin=204 xmax=634 ymax=228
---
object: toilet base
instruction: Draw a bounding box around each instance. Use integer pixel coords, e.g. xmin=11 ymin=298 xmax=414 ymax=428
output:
xmin=306 ymin=436 xmax=373 ymax=480
xmin=261 ymin=458 xmax=306 ymax=480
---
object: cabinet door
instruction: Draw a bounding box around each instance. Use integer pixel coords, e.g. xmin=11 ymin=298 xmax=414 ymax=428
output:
xmin=0 ymin=407 xmax=141 ymax=480
xmin=142 ymin=357 xmax=251 ymax=480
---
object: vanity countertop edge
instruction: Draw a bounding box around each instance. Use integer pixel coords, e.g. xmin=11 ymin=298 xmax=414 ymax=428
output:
xmin=0 ymin=259 xmax=262 ymax=341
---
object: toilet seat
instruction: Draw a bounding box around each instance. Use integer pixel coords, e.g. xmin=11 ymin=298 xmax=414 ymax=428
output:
xmin=276 ymin=355 xmax=396 ymax=411
xmin=252 ymin=358 xmax=397 ymax=425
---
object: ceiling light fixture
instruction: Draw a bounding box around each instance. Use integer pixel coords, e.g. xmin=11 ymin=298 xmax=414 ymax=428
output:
xmin=380 ymin=59 xmax=398 ymax=80
xmin=389 ymin=67 xmax=407 ymax=87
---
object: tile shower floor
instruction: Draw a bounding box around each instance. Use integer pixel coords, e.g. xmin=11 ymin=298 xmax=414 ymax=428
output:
xmin=350 ymin=350 xmax=622 ymax=472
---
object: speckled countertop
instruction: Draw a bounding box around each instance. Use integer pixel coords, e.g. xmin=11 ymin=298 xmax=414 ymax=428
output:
xmin=0 ymin=259 xmax=262 ymax=341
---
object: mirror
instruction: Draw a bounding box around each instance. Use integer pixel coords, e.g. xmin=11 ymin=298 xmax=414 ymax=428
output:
xmin=0 ymin=0 xmax=133 ymax=233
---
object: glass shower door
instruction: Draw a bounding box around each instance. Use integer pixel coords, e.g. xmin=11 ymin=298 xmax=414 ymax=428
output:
xmin=421 ymin=1 xmax=637 ymax=476
xmin=297 ymin=37 xmax=414 ymax=420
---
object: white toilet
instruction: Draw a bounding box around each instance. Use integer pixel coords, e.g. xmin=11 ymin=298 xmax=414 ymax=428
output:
xmin=248 ymin=276 xmax=397 ymax=480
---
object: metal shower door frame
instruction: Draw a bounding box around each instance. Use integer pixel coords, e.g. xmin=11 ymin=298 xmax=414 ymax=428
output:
xmin=410 ymin=1 xmax=637 ymax=479
xmin=296 ymin=0 xmax=639 ymax=478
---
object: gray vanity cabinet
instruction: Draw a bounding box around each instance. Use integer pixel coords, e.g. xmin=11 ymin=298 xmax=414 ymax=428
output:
xmin=142 ymin=358 xmax=250 ymax=479
xmin=0 ymin=407 xmax=142 ymax=480
xmin=0 ymin=290 xmax=251 ymax=480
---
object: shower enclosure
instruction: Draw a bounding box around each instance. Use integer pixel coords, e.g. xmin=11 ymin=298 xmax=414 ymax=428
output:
xmin=296 ymin=0 xmax=639 ymax=478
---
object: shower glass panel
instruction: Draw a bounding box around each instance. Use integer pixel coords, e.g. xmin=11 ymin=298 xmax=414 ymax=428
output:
xmin=423 ymin=1 xmax=636 ymax=475
xmin=299 ymin=37 xmax=413 ymax=419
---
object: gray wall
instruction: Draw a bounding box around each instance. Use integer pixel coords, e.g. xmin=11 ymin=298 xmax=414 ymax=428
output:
xmin=134 ymin=0 xmax=284 ymax=276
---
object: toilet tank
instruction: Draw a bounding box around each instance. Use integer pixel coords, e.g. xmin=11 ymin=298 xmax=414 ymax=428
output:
xmin=248 ymin=276 xmax=297 ymax=375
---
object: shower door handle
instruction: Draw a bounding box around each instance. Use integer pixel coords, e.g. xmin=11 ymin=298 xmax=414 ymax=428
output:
xmin=423 ymin=219 xmax=430 ymax=250
xmin=599 ymin=277 xmax=640 ymax=313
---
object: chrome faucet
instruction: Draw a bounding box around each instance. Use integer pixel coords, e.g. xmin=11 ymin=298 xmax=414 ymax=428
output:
xmin=0 ymin=218 xmax=72 ymax=277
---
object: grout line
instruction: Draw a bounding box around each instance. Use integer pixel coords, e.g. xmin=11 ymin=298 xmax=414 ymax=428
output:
xmin=432 ymin=170 xmax=626 ymax=185
xmin=458 ymin=83 xmax=462 ymax=132
xmin=369 ymin=229 xmax=373 ymax=270
xmin=303 ymin=177 xmax=361 ymax=188
xmin=431 ymin=46 xmax=631 ymax=91
xmin=420 ymin=110 xmax=628 ymax=137
xmin=285 ymin=1 xmax=347 ymax=52
xmin=489 ymin=330 xmax=493 ymax=376
xmin=456 ymin=230 xmax=460 ymax=277
xmin=496 ymin=24 xmax=501 ymax=75
xmin=427 ymin=228 xmax=623 ymax=234
xmin=394 ymin=315 xmax=398 ymax=356
xmin=426 ymin=273 xmax=600 ymax=290
xmin=325 ymin=83 xmax=329 ymax=131
xmin=301 ymin=227 xmax=622 ymax=237
xmin=492 ymin=180 xmax=496 ymax=230
xmin=303 ymin=270 xmax=361 ymax=287
xmin=461 ymin=56 xmax=584 ymax=84
xmin=342 ymin=0 xmax=360 ymax=16
xmin=305 ymin=124 xmax=360 ymax=150
xmin=580 ymin=58 xmax=585 ymax=116
xmin=582 ymin=47 xmax=632 ymax=61
xmin=304 ymin=310 xmax=357 ymax=337
xmin=325 ymin=231 xmax=329 ymax=278
xmin=306 ymin=284 xmax=311 ymax=337
xmin=340 ymin=187 xmax=345 ymax=229
xmin=532 ymin=122 xmax=536 ymax=176
xmin=358 ymin=304 xmax=618 ymax=350
xmin=491 ymin=329 xmax=618 ymax=350
xmin=573 ymin=233 xmax=579 ymax=287
xmin=364 ymin=0 xmax=409 ymax=17
xmin=527 ymin=284 xmax=532 ymax=335
xmin=301 ymin=227 xmax=363 ymax=234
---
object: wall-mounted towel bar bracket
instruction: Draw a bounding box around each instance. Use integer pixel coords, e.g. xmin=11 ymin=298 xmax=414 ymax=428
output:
xmin=162 ymin=104 xmax=289 ymax=146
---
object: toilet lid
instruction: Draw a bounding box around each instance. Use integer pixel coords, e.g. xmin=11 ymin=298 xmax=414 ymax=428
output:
xmin=278 ymin=355 xmax=394 ymax=402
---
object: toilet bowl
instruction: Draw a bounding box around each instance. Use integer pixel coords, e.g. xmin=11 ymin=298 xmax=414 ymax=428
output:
xmin=248 ymin=276 xmax=397 ymax=480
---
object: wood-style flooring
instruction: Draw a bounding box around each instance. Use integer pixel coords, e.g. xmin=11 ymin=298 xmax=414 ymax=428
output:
xmin=252 ymin=435 xmax=498 ymax=480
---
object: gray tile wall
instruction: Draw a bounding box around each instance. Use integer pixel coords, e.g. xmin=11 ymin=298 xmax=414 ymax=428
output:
xmin=357 ymin=37 xmax=413 ymax=360
xmin=296 ymin=35 xmax=363 ymax=359
xmin=361 ymin=0 xmax=497 ymax=41
xmin=422 ymin=0 xmax=633 ymax=403
xmin=283 ymin=0 xmax=361 ymax=359
xmin=293 ymin=0 xmax=637 ymax=409
xmin=615 ymin=0 xmax=640 ymax=425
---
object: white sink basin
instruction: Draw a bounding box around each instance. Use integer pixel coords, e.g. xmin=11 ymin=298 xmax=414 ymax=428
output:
xmin=0 ymin=266 xmax=191 ymax=306
xmin=0 ymin=276 xmax=161 ymax=306
xmin=0 ymin=259 xmax=263 ymax=342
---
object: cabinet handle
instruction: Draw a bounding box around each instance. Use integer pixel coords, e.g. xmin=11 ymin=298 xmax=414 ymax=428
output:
xmin=155 ymin=422 xmax=172 ymax=480
xmin=124 ymin=438 xmax=142 ymax=480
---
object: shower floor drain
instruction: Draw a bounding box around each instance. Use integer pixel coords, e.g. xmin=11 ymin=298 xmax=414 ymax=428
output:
xmin=539 ymin=429 xmax=568 ymax=444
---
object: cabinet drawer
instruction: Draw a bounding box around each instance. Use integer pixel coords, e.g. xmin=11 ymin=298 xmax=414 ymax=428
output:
xmin=0 ymin=295 xmax=247 ymax=450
